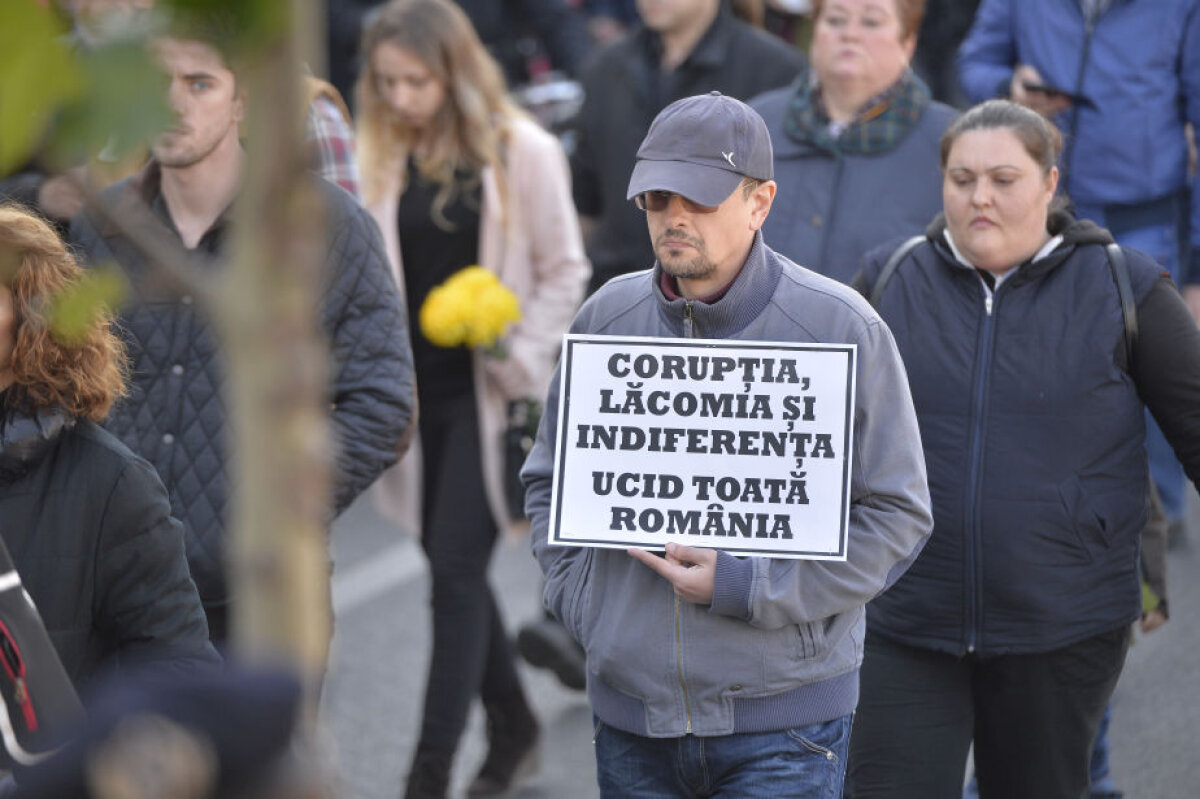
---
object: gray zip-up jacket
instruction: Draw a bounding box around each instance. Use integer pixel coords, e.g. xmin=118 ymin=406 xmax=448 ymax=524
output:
xmin=524 ymin=233 xmax=932 ymax=737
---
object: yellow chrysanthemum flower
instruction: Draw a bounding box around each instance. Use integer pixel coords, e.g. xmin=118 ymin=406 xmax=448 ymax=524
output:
xmin=419 ymin=284 xmax=470 ymax=347
xmin=419 ymin=266 xmax=522 ymax=350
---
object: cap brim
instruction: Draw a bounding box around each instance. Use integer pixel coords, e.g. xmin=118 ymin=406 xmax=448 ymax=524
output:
xmin=626 ymin=159 xmax=743 ymax=207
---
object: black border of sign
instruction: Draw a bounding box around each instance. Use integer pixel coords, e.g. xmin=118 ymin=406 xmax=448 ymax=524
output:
xmin=548 ymin=335 xmax=857 ymax=559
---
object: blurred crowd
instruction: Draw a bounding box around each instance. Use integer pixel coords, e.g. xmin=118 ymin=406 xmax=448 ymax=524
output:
xmin=1 ymin=0 xmax=1198 ymax=797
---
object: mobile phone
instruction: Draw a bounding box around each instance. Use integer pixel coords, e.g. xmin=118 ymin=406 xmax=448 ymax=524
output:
xmin=1021 ymin=81 xmax=1097 ymax=109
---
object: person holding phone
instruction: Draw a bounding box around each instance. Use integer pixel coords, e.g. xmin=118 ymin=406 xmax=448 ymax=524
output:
xmin=958 ymin=0 xmax=1200 ymax=560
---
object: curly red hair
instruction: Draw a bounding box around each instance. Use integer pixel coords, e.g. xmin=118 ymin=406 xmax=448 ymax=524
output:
xmin=0 ymin=204 xmax=127 ymax=422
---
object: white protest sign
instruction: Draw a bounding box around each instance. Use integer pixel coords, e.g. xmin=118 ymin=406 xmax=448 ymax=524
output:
xmin=547 ymin=335 xmax=856 ymax=559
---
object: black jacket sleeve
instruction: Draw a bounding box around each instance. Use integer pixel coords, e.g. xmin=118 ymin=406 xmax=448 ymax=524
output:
xmin=1131 ymin=276 xmax=1200 ymax=489
xmin=95 ymin=454 xmax=219 ymax=673
xmin=319 ymin=186 xmax=417 ymax=515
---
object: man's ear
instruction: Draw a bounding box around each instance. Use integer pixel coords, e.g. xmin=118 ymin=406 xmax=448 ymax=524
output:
xmin=749 ymin=180 xmax=776 ymax=232
xmin=232 ymin=88 xmax=247 ymax=123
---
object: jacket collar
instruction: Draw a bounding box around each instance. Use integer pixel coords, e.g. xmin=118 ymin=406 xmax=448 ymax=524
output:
xmin=651 ymin=230 xmax=781 ymax=338
xmin=924 ymin=209 xmax=1115 ymax=285
xmin=100 ymin=161 xmax=234 ymax=251
xmin=0 ymin=403 xmax=75 ymax=485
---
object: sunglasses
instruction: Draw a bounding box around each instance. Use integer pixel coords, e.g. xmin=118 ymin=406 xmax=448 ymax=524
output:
xmin=634 ymin=191 xmax=721 ymax=214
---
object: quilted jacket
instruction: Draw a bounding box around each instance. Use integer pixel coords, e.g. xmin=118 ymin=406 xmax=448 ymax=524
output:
xmin=69 ymin=164 xmax=416 ymax=611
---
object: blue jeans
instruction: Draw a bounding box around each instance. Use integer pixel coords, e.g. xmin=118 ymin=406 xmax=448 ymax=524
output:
xmin=593 ymin=715 xmax=852 ymax=798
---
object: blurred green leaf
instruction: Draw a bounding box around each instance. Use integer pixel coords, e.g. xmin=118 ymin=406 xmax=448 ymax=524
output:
xmin=0 ymin=0 xmax=83 ymax=174
xmin=48 ymin=42 xmax=171 ymax=172
xmin=49 ymin=265 xmax=127 ymax=345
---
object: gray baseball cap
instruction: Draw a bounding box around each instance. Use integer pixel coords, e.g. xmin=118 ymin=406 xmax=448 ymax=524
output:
xmin=627 ymin=91 xmax=774 ymax=207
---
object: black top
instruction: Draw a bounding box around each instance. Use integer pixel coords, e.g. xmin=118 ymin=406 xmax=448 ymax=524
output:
xmin=398 ymin=159 xmax=482 ymax=402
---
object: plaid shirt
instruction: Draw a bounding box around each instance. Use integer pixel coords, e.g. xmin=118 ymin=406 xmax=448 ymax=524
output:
xmin=306 ymin=94 xmax=361 ymax=201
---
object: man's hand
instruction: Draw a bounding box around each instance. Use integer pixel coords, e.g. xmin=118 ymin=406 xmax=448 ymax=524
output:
xmin=628 ymin=543 xmax=716 ymax=605
xmin=1010 ymin=64 xmax=1072 ymax=118
xmin=483 ymin=349 xmax=532 ymax=399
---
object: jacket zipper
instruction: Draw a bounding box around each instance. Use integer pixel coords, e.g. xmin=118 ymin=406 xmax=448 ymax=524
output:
xmin=683 ymin=301 xmax=697 ymax=338
xmin=1063 ymin=8 xmax=1098 ymax=186
xmin=816 ymin=154 xmax=846 ymax=271
xmin=677 ymin=301 xmax=696 ymax=733
xmin=964 ymin=281 xmax=999 ymax=652
xmin=675 ymin=595 xmax=693 ymax=733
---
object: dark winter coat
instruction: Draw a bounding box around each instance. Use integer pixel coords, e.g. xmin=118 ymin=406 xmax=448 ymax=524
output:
xmin=68 ymin=164 xmax=416 ymax=612
xmin=0 ymin=406 xmax=217 ymax=688
xmin=856 ymin=212 xmax=1200 ymax=655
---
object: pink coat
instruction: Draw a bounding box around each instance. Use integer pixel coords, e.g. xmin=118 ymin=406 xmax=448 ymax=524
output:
xmin=370 ymin=116 xmax=590 ymax=537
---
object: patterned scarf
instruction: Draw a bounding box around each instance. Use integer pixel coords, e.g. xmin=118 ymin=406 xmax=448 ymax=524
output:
xmin=783 ymin=68 xmax=932 ymax=156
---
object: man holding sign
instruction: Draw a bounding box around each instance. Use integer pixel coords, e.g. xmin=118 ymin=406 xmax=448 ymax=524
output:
xmin=523 ymin=92 xmax=932 ymax=798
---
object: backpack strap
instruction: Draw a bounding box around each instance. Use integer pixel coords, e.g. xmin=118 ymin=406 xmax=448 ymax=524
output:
xmin=868 ymin=235 xmax=926 ymax=308
xmin=1104 ymin=242 xmax=1138 ymax=370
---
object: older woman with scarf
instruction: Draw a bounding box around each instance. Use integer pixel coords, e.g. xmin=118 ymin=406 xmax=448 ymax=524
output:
xmin=750 ymin=0 xmax=956 ymax=283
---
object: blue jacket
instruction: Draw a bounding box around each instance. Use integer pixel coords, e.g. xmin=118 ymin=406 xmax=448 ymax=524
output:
xmin=524 ymin=233 xmax=932 ymax=736
xmin=957 ymin=0 xmax=1200 ymax=282
xmin=857 ymin=215 xmax=1188 ymax=655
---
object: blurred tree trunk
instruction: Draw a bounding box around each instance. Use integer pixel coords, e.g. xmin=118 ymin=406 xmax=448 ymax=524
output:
xmin=221 ymin=0 xmax=332 ymax=711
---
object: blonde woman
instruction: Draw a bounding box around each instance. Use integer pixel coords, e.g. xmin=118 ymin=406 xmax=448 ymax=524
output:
xmin=356 ymin=2 xmax=589 ymax=796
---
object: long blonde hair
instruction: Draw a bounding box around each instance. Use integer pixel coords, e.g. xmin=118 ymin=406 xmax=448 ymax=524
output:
xmin=356 ymin=0 xmax=524 ymax=223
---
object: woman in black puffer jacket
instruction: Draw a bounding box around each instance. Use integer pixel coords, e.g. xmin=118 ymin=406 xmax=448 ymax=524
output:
xmin=0 ymin=205 xmax=216 ymax=690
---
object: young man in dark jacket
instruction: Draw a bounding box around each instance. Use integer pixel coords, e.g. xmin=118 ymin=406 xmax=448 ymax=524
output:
xmin=69 ymin=32 xmax=416 ymax=643
xmin=524 ymin=92 xmax=932 ymax=798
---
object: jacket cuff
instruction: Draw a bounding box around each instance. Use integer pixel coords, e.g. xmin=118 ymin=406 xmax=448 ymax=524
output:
xmin=709 ymin=551 xmax=753 ymax=620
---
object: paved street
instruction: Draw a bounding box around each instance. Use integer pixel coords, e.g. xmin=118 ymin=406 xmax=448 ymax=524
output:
xmin=320 ymin=490 xmax=1200 ymax=799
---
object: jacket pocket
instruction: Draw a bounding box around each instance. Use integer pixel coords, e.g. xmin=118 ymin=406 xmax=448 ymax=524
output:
xmin=1057 ymin=475 xmax=1115 ymax=557
xmin=562 ymin=549 xmax=596 ymax=647
xmin=794 ymin=619 xmax=828 ymax=660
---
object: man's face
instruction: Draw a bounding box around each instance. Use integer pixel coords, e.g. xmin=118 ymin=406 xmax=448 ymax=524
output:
xmin=636 ymin=0 xmax=717 ymax=33
xmin=641 ymin=179 xmax=774 ymax=296
xmin=150 ymin=38 xmax=243 ymax=170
